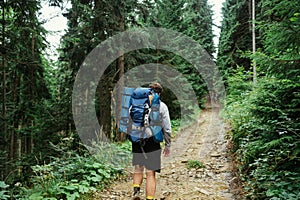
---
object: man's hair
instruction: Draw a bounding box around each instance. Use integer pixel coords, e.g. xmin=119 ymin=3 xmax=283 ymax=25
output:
xmin=149 ymin=82 xmax=163 ymax=94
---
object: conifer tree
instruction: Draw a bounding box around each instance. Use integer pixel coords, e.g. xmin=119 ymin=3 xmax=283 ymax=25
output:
xmin=0 ymin=0 xmax=49 ymax=178
xmin=217 ymin=0 xmax=260 ymax=81
xmin=219 ymin=0 xmax=300 ymax=198
xmin=144 ymin=0 xmax=215 ymax=109
xmin=57 ymin=0 xmax=140 ymax=139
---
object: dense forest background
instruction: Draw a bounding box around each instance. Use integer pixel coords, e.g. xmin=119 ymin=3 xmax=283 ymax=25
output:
xmin=0 ymin=0 xmax=299 ymax=199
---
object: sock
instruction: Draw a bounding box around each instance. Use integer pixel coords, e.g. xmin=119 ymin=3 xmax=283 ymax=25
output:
xmin=146 ymin=196 xmax=154 ymax=200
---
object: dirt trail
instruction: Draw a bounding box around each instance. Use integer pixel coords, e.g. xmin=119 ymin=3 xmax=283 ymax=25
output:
xmin=95 ymin=106 xmax=239 ymax=200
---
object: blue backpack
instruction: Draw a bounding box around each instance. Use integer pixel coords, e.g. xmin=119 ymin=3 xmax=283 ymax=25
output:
xmin=119 ymin=87 xmax=164 ymax=143
xmin=149 ymin=92 xmax=164 ymax=142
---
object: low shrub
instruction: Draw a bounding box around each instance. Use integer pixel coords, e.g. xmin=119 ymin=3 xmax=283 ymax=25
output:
xmin=225 ymin=76 xmax=300 ymax=199
xmin=14 ymin=142 xmax=131 ymax=200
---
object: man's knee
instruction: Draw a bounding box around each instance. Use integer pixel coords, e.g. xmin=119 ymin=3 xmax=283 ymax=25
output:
xmin=146 ymin=170 xmax=155 ymax=177
xmin=134 ymin=165 xmax=144 ymax=173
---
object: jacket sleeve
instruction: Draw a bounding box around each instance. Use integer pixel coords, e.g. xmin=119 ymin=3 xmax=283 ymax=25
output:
xmin=160 ymin=102 xmax=172 ymax=147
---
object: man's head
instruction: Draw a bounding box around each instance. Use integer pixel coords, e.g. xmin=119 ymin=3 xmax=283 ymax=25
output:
xmin=149 ymin=82 xmax=163 ymax=94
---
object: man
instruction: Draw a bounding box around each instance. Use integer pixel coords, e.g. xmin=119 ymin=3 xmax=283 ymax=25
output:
xmin=131 ymin=82 xmax=172 ymax=200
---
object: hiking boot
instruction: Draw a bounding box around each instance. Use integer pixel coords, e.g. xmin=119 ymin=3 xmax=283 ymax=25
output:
xmin=132 ymin=187 xmax=141 ymax=200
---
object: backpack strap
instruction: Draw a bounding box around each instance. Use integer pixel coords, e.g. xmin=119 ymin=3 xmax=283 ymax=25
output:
xmin=150 ymin=93 xmax=164 ymax=143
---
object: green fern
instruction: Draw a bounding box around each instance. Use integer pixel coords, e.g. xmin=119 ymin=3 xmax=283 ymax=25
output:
xmin=262 ymin=136 xmax=294 ymax=151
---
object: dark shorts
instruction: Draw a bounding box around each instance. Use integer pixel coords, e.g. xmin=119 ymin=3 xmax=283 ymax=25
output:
xmin=132 ymin=137 xmax=161 ymax=173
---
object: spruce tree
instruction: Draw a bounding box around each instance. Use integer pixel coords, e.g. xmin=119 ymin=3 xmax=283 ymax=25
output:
xmin=0 ymin=0 xmax=49 ymax=179
xmin=217 ymin=0 xmax=260 ymax=81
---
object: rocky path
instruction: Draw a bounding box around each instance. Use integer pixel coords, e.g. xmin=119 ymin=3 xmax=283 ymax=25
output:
xmin=95 ymin=106 xmax=239 ymax=199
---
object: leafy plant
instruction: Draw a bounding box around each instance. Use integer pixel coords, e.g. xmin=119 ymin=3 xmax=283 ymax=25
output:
xmin=186 ymin=159 xmax=204 ymax=169
xmin=225 ymin=76 xmax=300 ymax=199
xmin=171 ymin=119 xmax=181 ymax=135
xmin=16 ymin=143 xmax=129 ymax=199
xmin=0 ymin=181 xmax=10 ymax=200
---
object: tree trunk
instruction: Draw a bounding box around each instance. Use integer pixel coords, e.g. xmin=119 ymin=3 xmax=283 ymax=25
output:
xmin=1 ymin=1 xmax=8 ymax=176
xmin=18 ymin=125 xmax=22 ymax=176
xmin=114 ymin=50 xmax=126 ymax=142
xmin=114 ymin=13 xmax=126 ymax=142
xmin=98 ymin=81 xmax=112 ymax=140
xmin=252 ymin=0 xmax=257 ymax=84
xmin=10 ymin=130 xmax=17 ymax=161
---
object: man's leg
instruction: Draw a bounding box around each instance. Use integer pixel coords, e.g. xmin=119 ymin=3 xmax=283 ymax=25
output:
xmin=133 ymin=165 xmax=144 ymax=195
xmin=145 ymin=169 xmax=156 ymax=199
